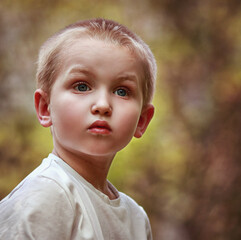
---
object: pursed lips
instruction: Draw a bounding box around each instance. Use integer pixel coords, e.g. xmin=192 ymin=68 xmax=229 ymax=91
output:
xmin=88 ymin=120 xmax=112 ymax=135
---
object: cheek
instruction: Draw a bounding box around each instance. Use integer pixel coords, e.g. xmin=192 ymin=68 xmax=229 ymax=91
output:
xmin=113 ymin=112 xmax=140 ymax=152
xmin=50 ymin=97 xmax=84 ymax=132
xmin=116 ymin=104 xmax=141 ymax=138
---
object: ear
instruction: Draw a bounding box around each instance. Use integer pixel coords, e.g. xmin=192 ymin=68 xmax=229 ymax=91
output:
xmin=134 ymin=104 xmax=154 ymax=138
xmin=34 ymin=89 xmax=52 ymax=127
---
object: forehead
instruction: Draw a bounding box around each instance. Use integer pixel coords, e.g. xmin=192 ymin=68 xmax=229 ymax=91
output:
xmin=60 ymin=37 xmax=136 ymax=62
xmin=58 ymin=38 xmax=144 ymax=80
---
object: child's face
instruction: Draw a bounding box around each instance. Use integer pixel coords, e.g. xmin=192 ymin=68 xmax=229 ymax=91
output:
xmin=38 ymin=38 xmax=152 ymax=158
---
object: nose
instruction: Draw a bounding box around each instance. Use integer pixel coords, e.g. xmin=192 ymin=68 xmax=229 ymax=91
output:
xmin=91 ymin=92 xmax=112 ymax=116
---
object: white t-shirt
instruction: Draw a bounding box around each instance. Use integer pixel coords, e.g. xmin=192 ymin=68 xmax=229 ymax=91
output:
xmin=0 ymin=154 xmax=152 ymax=240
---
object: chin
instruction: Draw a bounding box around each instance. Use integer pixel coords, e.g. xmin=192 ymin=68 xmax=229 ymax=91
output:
xmin=85 ymin=148 xmax=116 ymax=158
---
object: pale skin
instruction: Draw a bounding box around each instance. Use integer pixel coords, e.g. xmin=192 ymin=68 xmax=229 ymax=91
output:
xmin=35 ymin=38 xmax=154 ymax=200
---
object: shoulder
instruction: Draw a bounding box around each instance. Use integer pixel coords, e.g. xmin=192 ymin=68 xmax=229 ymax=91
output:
xmin=119 ymin=191 xmax=149 ymax=219
xmin=2 ymin=156 xmax=75 ymax=208
xmin=119 ymin=192 xmax=143 ymax=211
xmin=1 ymin=173 xmax=75 ymax=216
xmin=118 ymin=192 xmax=153 ymax=239
xmin=0 ymin=164 xmax=76 ymax=239
xmin=0 ymin=155 xmax=79 ymax=220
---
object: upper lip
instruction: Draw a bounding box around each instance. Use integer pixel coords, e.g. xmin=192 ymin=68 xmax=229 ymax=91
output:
xmin=88 ymin=120 xmax=112 ymax=131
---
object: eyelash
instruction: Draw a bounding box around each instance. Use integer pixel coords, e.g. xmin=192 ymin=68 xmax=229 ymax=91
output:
xmin=73 ymin=82 xmax=132 ymax=97
xmin=113 ymin=87 xmax=131 ymax=97
xmin=74 ymin=82 xmax=91 ymax=92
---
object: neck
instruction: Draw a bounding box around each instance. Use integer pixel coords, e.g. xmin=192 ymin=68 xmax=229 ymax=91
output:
xmin=52 ymin=148 xmax=117 ymax=199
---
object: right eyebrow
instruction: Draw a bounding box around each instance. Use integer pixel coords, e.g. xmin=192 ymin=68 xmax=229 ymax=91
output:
xmin=64 ymin=65 xmax=96 ymax=80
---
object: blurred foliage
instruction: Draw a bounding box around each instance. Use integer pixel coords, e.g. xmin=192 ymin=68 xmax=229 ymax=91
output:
xmin=0 ymin=0 xmax=241 ymax=239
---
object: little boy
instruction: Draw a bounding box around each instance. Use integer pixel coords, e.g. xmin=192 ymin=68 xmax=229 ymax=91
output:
xmin=0 ymin=18 xmax=156 ymax=239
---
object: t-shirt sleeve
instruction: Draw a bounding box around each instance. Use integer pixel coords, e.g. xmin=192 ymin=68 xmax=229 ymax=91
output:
xmin=120 ymin=192 xmax=153 ymax=240
xmin=0 ymin=176 xmax=75 ymax=240
xmin=142 ymin=207 xmax=153 ymax=240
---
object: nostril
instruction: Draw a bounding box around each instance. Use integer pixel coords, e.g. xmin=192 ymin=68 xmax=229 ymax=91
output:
xmin=91 ymin=104 xmax=112 ymax=116
xmin=104 ymin=109 xmax=111 ymax=116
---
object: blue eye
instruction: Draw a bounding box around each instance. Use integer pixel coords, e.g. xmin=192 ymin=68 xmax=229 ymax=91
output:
xmin=114 ymin=88 xmax=128 ymax=97
xmin=76 ymin=83 xmax=90 ymax=92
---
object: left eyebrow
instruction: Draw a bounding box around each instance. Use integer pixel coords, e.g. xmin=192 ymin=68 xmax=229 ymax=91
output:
xmin=116 ymin=73 xmax=139 ymax=84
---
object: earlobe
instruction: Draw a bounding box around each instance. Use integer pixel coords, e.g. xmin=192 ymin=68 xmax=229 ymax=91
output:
xmin=34 ymin=89 xmax=52 ymax=127
xmin=134 ymin=104 xmax=154 ymax=138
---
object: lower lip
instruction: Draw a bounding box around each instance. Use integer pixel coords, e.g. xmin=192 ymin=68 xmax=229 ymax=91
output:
xmin=88 ymin=128 xmax=111 ymax=135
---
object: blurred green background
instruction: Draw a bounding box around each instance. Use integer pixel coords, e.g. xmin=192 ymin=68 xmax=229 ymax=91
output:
xmin=0 ymin=0 xmax=241 ymax=239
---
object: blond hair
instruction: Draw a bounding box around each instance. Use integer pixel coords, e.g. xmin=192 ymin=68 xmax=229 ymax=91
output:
xmin=36 ymin=18 xmax=156 ymax=106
